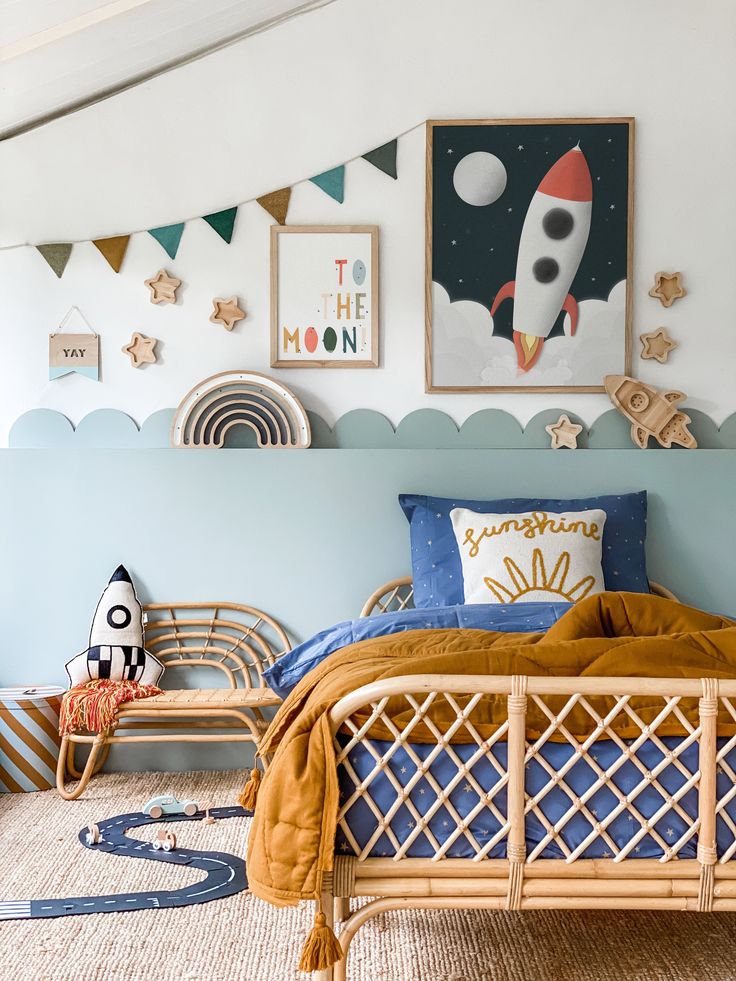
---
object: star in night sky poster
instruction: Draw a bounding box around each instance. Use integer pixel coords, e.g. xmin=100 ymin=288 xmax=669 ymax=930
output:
xmin=426 ymin=118 xmax=634 ymax=392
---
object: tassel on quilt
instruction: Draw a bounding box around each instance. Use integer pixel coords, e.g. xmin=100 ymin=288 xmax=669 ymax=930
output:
xmin=238 ymin=767 xmax=262 ymax=810
xmin=298 ymin=902 xmax=343 ymax=973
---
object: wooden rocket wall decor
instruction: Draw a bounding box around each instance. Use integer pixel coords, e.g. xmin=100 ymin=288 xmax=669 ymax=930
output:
xmin=170 ymin=370 xmax=311 ymax=449
xmin=604 ymin=374 xmax=697 ymax=449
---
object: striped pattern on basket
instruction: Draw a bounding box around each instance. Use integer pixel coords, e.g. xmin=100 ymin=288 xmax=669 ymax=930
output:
xmin=0 ymin=687 xmax=64 ymax=793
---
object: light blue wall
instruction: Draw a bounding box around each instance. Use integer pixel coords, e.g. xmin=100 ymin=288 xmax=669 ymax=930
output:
xmin=2 ymin=447 xmax=734 ymax=771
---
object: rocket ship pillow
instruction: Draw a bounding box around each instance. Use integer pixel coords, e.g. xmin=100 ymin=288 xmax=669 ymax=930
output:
xmin=65 ymin=565 xmax=164 ymax=688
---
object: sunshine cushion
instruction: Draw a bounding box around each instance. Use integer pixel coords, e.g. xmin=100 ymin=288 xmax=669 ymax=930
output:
xmin=450 ymin=507 xmax=606 ymax=605
xmin=400 ymin=491 xmax=648 ymax=608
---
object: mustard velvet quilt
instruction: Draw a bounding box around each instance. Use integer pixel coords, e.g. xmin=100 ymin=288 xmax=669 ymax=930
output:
xmin=247 ymin=593 xmax=736 ymax=907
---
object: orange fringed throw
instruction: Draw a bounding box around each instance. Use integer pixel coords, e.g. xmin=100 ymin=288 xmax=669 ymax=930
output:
xmin=59 ymin=679 xmax=162 ymax=736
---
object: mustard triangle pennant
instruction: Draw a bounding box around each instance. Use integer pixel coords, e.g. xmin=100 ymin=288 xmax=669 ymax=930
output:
xmin=92 ymin=235 xmax=130 ymax=273
xmin=256 ymin=188 xmax=291 ymax=225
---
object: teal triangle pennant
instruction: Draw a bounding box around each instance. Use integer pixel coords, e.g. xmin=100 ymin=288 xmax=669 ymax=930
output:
xmin=148 ymin=223 xmax=185 ymax=259
xmin=362 ymin=140 xmax=398 ymax=179
xmin=309 ymin=166 xmax=345 ymax=204
xmin=202 ymin=207 xmax=238 ymax=243
xmin=37 ymin=243 xmax=73 ymax=278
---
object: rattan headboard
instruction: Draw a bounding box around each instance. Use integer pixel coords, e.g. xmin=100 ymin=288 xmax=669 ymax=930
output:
xmin=360 ymin=577 xmax=679 ymax=618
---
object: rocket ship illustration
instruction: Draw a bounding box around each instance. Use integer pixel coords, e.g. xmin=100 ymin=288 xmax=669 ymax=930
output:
xmin=604 ymin=375 xmax=697 ymax=449
xmin=491 ymin=144 xmax=593 ymax=372
xmin=65 ymin=565 xmax=163 ymax=687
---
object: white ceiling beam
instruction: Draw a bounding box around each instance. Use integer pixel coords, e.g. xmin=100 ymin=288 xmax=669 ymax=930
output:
xmin=0 ymin=0 xmax=156 ymax=61
xmin=0 ymin=0 xmax=339 ymax=139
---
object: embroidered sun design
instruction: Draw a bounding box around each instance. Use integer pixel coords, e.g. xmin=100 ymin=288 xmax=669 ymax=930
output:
xmin=483 ymin=548 xmax=597 ymax=604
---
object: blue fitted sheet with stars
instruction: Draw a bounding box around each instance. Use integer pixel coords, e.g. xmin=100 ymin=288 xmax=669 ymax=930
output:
xmin=336 ymin=735 xmax=736 ymax=861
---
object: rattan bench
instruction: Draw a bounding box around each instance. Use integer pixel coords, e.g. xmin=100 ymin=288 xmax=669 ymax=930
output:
xmin=56 ymin=602 xmax=290 ymax=800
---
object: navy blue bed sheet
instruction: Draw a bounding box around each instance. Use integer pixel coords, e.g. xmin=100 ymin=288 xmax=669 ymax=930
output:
xmin=336 ymin=735 xmax=736 ymax=861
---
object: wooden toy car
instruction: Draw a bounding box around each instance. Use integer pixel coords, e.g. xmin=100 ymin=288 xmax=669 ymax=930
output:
xmin=142 ymin=794 xmax=198 ymax=819
xmin=85 ymin=823 xmax=100 ymax=846
xmin=152 ymin=829 xmax=177 ymax=852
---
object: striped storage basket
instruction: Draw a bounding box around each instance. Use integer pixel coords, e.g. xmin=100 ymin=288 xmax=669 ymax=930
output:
xmin=0 ymin=687 xmax=64 ymax=792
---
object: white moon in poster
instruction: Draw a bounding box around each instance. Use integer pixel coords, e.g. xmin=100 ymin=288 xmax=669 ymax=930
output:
xmin=453 ymin=152 xmax=507 ymax=206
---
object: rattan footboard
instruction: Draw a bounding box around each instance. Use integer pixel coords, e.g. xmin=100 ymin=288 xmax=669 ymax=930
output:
xmin=318 ymin=674 xmax=736 ymax=981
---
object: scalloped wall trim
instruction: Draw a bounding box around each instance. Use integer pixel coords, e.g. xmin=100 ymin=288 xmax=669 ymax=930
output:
xmin=7 ymin=406 xmax=736 ymax=450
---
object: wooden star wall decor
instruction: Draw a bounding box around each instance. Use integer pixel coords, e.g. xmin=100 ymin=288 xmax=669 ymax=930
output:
xmin=145 ymin=269 xmax=181 ymax=305
xmin=210 ymin=296 xmax=246 ymax=331
xmin=123 ymin=332 xmax=158 ymax=367
xmin=640 ymin=327 xmax=678 ymax=363
xmin=545 ymin=414 xmax=583 ymax=449
xmin=648 ymin=271 xmax=686 ymax=308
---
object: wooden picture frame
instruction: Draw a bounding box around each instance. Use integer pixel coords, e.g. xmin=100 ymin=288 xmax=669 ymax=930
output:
xmin=270 ymin=224 xmax=379 ymax=368
xmin=425 ymin=117 xmax=635 ymax=393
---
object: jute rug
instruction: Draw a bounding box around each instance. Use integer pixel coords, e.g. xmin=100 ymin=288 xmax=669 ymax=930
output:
xmin=2 ymin=770 xmax=736 ymax=981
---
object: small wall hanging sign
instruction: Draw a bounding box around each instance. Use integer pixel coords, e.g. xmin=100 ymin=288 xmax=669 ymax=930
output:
xmin=640 ymin=327 xmax=677 ymax=363
xmin=270 ymin=225 xmax=379 ymax=368
xmin=49 ymin=307 xmax=99 ymax=381
xmin=648 ymin=271 xmax=686 ymax=308
xmin=425 ymin=117 xmax=634 ymax=393
xmin=604 ymin=374 xmax=696 ymax=449
xmin=122 ymin=332 xmax=158 ymax=367
xmin=210 ymin=297 xmax=246 ymax=331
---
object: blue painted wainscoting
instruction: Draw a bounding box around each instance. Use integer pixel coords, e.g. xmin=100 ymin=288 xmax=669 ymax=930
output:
xmin=1 ymin=447 xmax=734 ymax=771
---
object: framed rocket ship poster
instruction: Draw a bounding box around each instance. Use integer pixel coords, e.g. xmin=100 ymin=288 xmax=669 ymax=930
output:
xmin=425 ymin=118 xmax=634 ymax=392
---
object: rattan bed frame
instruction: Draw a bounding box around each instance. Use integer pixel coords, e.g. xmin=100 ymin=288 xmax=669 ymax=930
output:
xmin=316 ymin=578 xmax=736 ymax=980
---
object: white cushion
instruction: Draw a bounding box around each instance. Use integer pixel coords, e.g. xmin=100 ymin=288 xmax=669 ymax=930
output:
xmin=450 ymin=508 xmax=606 ymax=605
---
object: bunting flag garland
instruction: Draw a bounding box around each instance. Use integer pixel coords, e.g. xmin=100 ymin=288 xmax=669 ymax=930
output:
xmin=148 ymin=222 xmax=185 ymax=259
xmin=202 ymin=207 xmax=238 ymax=244
xmin=362 ymin=139 xmax=398 ymax=179
xmin=310 ymin=166 xmax=345 ymax=204
xmin=37 ymin=243 xmax=73 ymax=278
xmin=24 ymin=132 xmax=409 ymax=277
xmin=256 ymin=187 xmax=291 ymax=225
xmin=92 ymin=235 xmax=130 ymax=273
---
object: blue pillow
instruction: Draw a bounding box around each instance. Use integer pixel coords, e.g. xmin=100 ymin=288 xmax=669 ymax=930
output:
xmin=400 ymin=492 xmax=649 ymax=608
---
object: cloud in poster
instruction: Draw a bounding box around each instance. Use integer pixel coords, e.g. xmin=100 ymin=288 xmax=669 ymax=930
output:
xmin=431 ymin=280 xmax=626 ymax=387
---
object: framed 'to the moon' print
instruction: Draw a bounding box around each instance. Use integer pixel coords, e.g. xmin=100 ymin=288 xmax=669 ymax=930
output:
xmin=425 ymin=117 xmax=634 ymax=392
xmin=271 ymin=224 xmax=379 ymax=368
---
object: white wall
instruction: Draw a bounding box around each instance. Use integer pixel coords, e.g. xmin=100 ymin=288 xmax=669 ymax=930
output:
xmin=1 ymin=0 xmax=734 ymax=445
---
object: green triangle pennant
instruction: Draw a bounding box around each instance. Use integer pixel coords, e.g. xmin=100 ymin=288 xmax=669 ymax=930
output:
xmin=309 ymin=166 xmax=345 ymax=204
xmin=37 ymin=243 xmax=73 ymax=278
xmin=148 ymin=222 xmax=185 ymax=259
xmin=202 ymin=207 xmax=238 ymax=244
xmin=362 ymin=140 xmax=398 ymax=180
